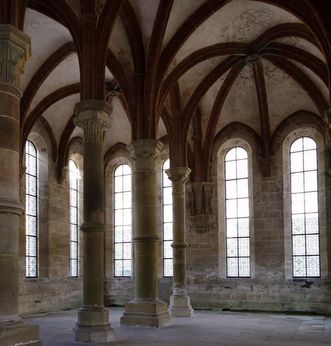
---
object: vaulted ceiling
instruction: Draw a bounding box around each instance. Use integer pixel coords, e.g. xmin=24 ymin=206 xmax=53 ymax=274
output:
xmin=16 ymin=0 xmax=331 ymax=180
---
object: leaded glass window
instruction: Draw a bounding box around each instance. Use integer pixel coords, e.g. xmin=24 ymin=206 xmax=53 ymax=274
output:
xmin=114 ymin=164 xmax=132 ymax=277
xmin=162 ymin=159 xmax=173 ymax=277
xmin=290 ymin=137 xmax=320 ymax=277
xmin=69 ymin=160 xmax=79 ymax=277
xmin=225 ymin=147 xmax=250 ymax=277
xmin=25 ymin=140 xmax=38 ymax=278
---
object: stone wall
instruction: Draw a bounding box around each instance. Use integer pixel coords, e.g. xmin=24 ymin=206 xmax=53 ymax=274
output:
xmin=19 ymin=125 xmax=83 ymax=315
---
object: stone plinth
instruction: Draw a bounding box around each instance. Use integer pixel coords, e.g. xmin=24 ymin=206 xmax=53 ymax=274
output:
xmin=121 ymin=300 xmax=170 ymax=327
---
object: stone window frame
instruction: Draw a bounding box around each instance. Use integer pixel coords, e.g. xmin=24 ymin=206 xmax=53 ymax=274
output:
xmin=217 ymin=138 xmax=256 ymax=279
xmin=282 ymin=127 xmax=328 ymax=280
xmin=23 ymin=131 xmax=49 ymax=279
xmin=105 ymin=155 xmax=134 ymax=280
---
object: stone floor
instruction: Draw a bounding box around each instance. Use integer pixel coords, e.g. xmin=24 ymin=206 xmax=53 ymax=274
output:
xmin=25 ymin=307 xmax=331 ymax=345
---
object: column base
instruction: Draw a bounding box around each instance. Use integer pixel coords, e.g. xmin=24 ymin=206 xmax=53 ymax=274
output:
xmin=0 ymin=320 xmax=41 ymax=345
xmin=169 ymin=295 xmax=194 ymax=317
xmin=74 ymin=307 xmax=114 ymax=343
xmin=120 ymin=300 xmax=171 ymax=327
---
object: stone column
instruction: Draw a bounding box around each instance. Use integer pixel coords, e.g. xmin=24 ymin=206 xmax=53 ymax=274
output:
xmin=73 ymin=100 xmax=114 ymax=343
xmin=166 ymin=167 xmax=194 ymax=317
xmin=121 ymin=139 xmax=170 ymax=327
xmin=0 ymin=24 xmax=41 ymax=345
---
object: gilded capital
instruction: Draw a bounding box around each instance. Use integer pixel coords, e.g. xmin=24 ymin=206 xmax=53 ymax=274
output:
xmin=0 ymin=24 xmax=31 ymax=91
xmin=73 ymin=100 xmax=111 ymax=143
xmin=128 ymin=139 xmax=163 ymax=172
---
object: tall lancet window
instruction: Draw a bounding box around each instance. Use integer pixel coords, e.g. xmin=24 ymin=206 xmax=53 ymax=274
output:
xmin=114 ymin=164 xmax=132 ymax=277
xmin=225 ymin=147 xmax=250 ymax=277
xmin=290 ymin=137 xmax=320 ymax=277
xmin=162 ymin=158 xmax=173 ymax=277
xmin=25 ymin=140 xmax=39 ymax=278
xmin=69 ymin=160 xmax=80 ymax=277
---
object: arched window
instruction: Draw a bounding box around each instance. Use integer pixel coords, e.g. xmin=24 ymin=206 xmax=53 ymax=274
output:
xmin=162 ymin=158 xmax=173 ymax=277
xmin=290 ymin=137 xmax=320 ymax=277
xmin=114 ymin=164 xmax=132 ymax=277
xmin=224 ymin=147 xmax=250 ymax=277
xmin=25 ymin=140 xmax=38 ymax=278
xmin=69 ymin=160 xmax=80 ymax=277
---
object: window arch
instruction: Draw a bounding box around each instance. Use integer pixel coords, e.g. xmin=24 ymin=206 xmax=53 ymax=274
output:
xmin=162 ymin=158 xmax=173 ymax=277
xmin=25 ymin=140 xmax=39 ymax=278
xmin=114 ymin=164 xmax=132 ymax=277
xmin=224 ymin=147 xmax=250 ymax=277
xmin=69 ymin=159 xmax=80 ymax=277
xmin=290 ymin=137 xmax=320 ymax=277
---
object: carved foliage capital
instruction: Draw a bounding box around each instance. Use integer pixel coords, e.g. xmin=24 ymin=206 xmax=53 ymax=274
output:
xmin=166 ymin=167 xmax=191 ymax=194
xmin=0 ymin=24 xmax=31 ymax=89
xmin=74 ymin=100 xmax=111 ymax=143
xmin=128 ymin=139 xmax=163 ymax=172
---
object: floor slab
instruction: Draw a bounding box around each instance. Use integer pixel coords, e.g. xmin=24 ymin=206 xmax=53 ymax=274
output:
xmin=24 ymin=308 xmax=331 ymax=345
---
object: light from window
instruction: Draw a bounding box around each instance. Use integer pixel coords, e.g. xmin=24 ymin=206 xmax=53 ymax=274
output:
xmin=225 ymin=147 xmax=250 ymax=277
xmin=290 ymin=137 xmax=320 ymax=277
xmin=114 ymin=164 xmax=132 ymax=276
xmin=162 ymin=159 xmax=173 ymax=277
xmin=69 ymin=160 xmax=79 ymax=277
xmin=25 ymin=140 xmax=38 ymax=278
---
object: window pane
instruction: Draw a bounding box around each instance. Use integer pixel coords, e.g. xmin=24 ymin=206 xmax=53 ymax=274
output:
xmin=290 ymin=138 xmax=303 ymax=152
xmin=164 ymin=223 xmax=172 ymax=241
xmin=227 ymin=258 xmax=238 ymax=277
xmin=237 ymin=198 xmax=249 ymax=217
xmin=237 ymin=179 xmax=248 ymax=198
xmin=236 ymin=159 xmax=248 ymax=179
xmin=239 ymin=238 xmax=250 ymax=257
xmin=306 ymin=256 xmax=320 ymax=277
xmin=238 ymin=258 xmax=250 ymax=277
xmin=226 ymin=180 xmax=237 ymax=199
xmin=305 ymin=213 xmax=318 ymax=234
xmin=163 ymin=240 xmax=173 ymax=258
xmin=226 ymin=199 xmax=237 ymax=218
xmin=238 ymin=218 xmax=249 ymax=237
xmin=292 ymin=235 xmax=305 ymax=255
xmin=226 ymin=219 xmax=237 ymax=238
xmin=164 ymin=259 xmax=173 ymax=277
xmin=227 ymin=238 xmax=238 ymax=257
xmin=293 ymin=256 xmax=306 ymax=277
xmin=304 ymin=171 xmax=317 ymax=192
xmin=114 ymin=226 xmax=123 ymax=243
xmin=163 ymin=205 xmax=173 ymax=223
xmin=291 ymin=193 xmax=304 ymax=214
xmin=292 ymin=214 xmax=305 ymax=235
xmin=304 ymin=150 xmax=317 ymax=171
xmin=291 ymin=173 xmax=304 ymax=193
xmin=290 ymin=152 xmax=303 ymax=173
xmin=163 ymin=186 xmax=172 ymax=205
xmin=225 ymin=161 xmax=236 ymax=180
xmin=305 ymin=192 xmax=318 ymax=213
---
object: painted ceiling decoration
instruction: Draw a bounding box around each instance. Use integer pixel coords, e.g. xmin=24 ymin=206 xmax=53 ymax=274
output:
xmin=2 ymin=0 xmax=330 ymax=181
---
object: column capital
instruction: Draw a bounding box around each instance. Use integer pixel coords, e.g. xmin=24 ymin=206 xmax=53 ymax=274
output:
xmin=128 ymin=139 xmax=163 ymax=172
xmin=74 ymin=100 xmax=111 ymax=143
xmin=0 ymin=24 xmax=31 ymax=93
xmin=166 ymin=167 xmax=191 ymax=185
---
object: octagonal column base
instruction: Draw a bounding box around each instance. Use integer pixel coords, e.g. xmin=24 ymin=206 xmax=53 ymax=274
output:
xmin=169 ymin=295 xmax=194 ymax=317
xmin=120 ymin=300 xmax=170 ymax=328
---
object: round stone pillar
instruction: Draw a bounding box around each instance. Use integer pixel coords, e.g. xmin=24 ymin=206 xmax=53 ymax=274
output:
xmin=120 ymin=139 xmax=170 ymax=327
xmin=0 ymin=24 xmax=41 ymax=345
xmin=166 ymin=167 xmax=194 ymax=317
xmin=73 ymin=100 xmax=114 ymax=343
